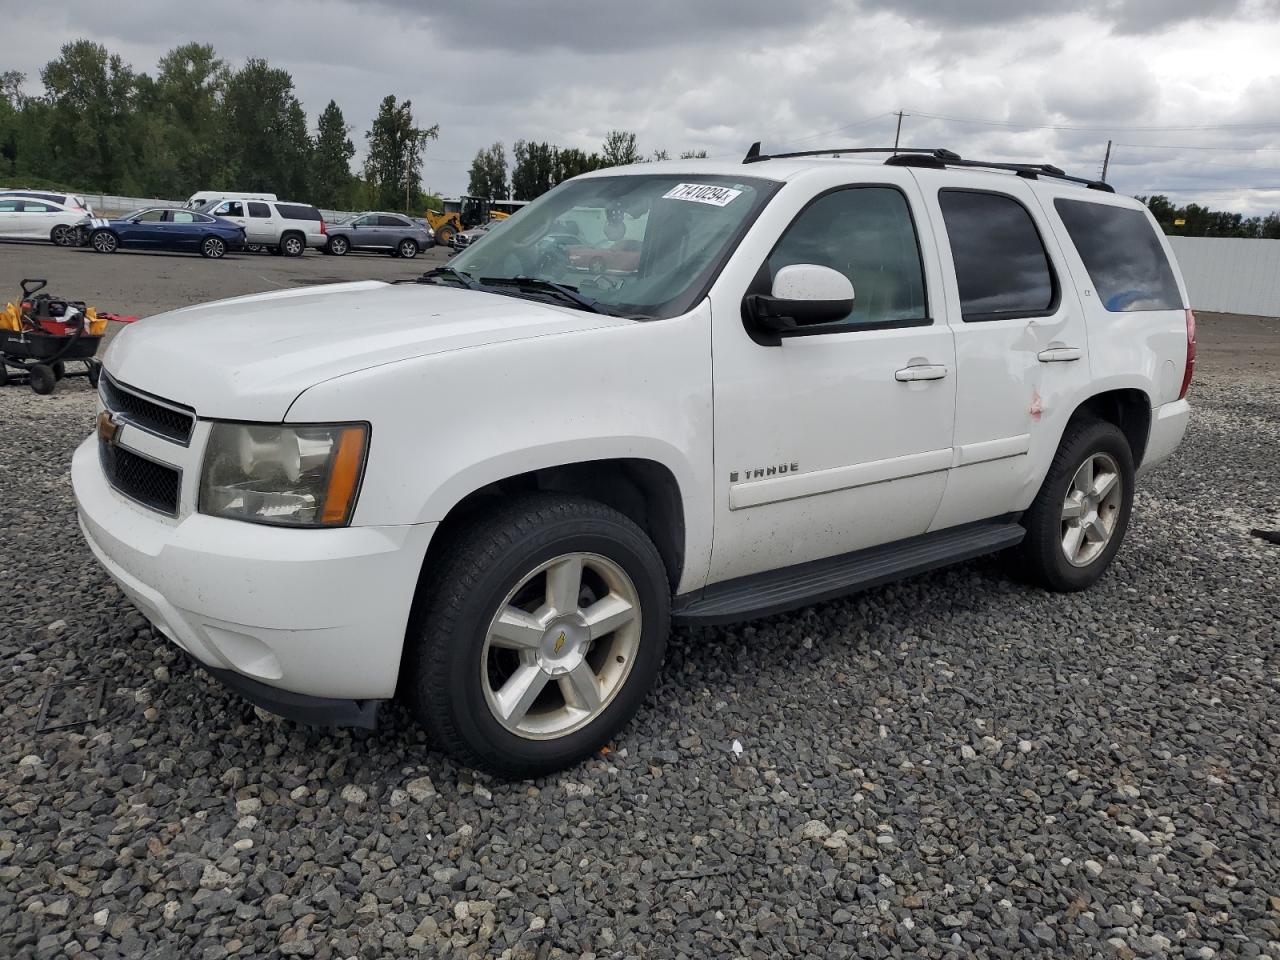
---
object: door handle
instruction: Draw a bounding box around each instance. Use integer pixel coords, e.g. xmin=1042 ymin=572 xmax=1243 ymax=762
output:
xmin=1037 ymin=346 xmax=1082 ymax=363
xmin=895 ymin=364 xmax=948 ymax=382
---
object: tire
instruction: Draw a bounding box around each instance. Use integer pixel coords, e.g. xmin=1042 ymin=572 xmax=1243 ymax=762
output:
xmin=327 ymin=236 xmax=349 ymax=256
xmin=0 ymin=364 xmax=8 ymax=388
xmin=29 ymin=364 xmax=56 ymax=395
xmin=1012 ymin=418 xmax=1135 ymax=592
xmin=268 ymin=245 xmax=283 ymax=256
xmin=405 ymin=494 xmax=670 ymax=778
xmin=51 ymin=360 xmax=66 ymax=380
xmin=87 ymin=360 xmax=101 ymax=388
xmin=435 ymin=224 xmax=455 ymax=247
xmin=281 ymin=233 xmax=305 ymax=257
xmin=200 ymin=236 xmax=227 ymax=259
xmin=397 ymin=238 xmax=418 ymax=259
xmin=50 ymin=224 xmax=76 ymax=247
xmin=91 ymin=230 xmax=118 ymax=254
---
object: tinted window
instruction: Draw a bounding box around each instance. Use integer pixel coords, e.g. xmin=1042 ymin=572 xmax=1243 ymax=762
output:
xmin=765 ymin=187 xmax=927 ymax=329
xmin=135 ymin=210 xmax=166 ymax=222
xmin=275 ymin=204 xmax=321 ymax=221
xmin=1054 ymin=199 xmax=1182 ymax=312
xmin=939 ymin=190 xmax=1056 ymax=321
xmin=247 ymin=202 xmax=270 ymax=218
xmin=0 ymin=199 xmax=19 ymax=212
xmin=379 ymin=215 xmax=411 ymax=227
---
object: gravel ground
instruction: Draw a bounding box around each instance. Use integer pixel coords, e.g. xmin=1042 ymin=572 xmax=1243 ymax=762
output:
xmin=1 ymin=322 xmax=1278 ymax=958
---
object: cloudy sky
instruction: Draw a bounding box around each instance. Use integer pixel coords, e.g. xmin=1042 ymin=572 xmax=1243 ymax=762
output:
xmin=3 ymin=0 xmax=1279 ymax=213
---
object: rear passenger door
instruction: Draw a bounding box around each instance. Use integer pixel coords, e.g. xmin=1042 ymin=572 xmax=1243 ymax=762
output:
xmin=246 ymin=201 xmax=275 ymax=244
xmin=164 ymin=210 xmax=201 ymax=249
xmin=916 ymin=175 xmax=1093 ymax=530
xmin=0 ymin=198 xmax=22 ymax=238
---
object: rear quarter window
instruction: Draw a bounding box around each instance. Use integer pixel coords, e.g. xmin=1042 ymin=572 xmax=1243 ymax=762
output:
xmin=1053 ymin=199 xmax=1182 ymax=312
xmin=275 ymin=204 xmax=321 ymax=221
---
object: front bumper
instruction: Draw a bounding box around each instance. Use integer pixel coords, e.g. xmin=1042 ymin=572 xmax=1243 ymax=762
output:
xmin=72 ymin=436 xmax=436 ymax=706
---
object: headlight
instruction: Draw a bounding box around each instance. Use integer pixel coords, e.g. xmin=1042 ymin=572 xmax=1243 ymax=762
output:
xmin=199 ymin=422 xmax=368 ymax=527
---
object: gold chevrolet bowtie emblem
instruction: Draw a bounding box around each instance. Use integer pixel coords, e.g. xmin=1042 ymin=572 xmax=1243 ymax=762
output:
xmin=553 ymin=631 xmax=567 ymax=654
xmin=97 ymin=410 xmax=121 ymax=446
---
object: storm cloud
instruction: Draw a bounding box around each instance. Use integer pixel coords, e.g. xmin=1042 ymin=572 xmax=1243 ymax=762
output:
xmin=1 ymin=0 xmax=1277 ymax=212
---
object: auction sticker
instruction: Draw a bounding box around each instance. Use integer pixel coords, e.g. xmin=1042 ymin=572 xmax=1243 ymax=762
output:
xmin=662 ymin=183 xmax=743 ymax=207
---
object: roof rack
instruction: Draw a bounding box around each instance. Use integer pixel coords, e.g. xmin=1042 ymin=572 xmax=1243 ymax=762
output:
xmin=742 ymin=142 xmax=1114 ymax=193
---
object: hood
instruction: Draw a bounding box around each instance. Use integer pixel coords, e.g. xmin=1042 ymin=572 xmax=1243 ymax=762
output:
xmin=103 ymin=281 xmax=628 ymax=421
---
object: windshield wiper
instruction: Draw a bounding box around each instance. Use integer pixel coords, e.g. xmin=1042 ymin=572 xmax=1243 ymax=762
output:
xmin=416 ymin=266 xmax=482 ymax=290
xmin=478 ymin=276 xmax=613 ymax=315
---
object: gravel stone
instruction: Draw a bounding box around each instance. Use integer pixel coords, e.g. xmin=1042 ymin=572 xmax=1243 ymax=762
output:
xmin=1 ymin=321 xmax=1278 ymax=957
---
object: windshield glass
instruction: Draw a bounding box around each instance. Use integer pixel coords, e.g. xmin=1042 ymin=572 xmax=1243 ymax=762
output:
xmin=448 ymin=173 xmax=776 ymax=318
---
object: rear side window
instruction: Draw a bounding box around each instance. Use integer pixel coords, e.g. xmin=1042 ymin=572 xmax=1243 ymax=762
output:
xmin=247 ymin=202 xmax=271 ymax=217
xmin=379 ymin=215 xmax=411 ymax=227
xmin=939 ymin=190 xmax=1056 ymax=321
xmin=1054 ymin=199 xmax=1182 ymax=312
xmin=765 ymin=186 xmax=928 ymax=330
xmin=276 ymin=204 xmax=321 ymax=221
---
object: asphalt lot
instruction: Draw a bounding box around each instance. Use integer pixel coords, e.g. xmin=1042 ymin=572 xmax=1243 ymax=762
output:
xmin=1 ymin=244 xmax=1278 ymax=958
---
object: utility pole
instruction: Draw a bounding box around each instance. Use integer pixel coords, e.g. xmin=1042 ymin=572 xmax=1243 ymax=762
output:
xmin=893 ymin=111 xmax=904 ymax=153
xmin=1100 ymin=139 xmax=1112 ymax=183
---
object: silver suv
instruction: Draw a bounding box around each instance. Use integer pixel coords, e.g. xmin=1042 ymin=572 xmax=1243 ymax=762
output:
xmin=197 ymin=198 xmax=326 ymax=256
xmin=324 ymin=212 xmax=433 ymax=258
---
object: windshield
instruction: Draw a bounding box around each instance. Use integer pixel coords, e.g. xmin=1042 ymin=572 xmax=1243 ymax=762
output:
xmin=448 ymin=173 xmax=776 ymax=318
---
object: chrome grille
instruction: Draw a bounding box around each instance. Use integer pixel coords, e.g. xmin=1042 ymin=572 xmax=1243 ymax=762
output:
xmin=100 ymin=374 xmax=195 ymax=445
xmin=99 ymin=440 xmax=181 ymax=517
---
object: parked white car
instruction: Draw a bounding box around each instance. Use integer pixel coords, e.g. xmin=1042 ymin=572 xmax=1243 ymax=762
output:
xmin=195 ymin=197 xmax=325 ymax=255
xmin=0 ymin=195 xmax=89 ymax=246
xmin=184 ymin=190 xmax=277 ymax=209
xmin=74 ymin=148 xmax=1194 ymax=777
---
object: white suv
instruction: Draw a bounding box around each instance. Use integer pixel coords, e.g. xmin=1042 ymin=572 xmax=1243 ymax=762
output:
xmin=198 ymin=197 xmax=326 ymax=255
xmin=73 ymin=147 xmax=1194 ymax=777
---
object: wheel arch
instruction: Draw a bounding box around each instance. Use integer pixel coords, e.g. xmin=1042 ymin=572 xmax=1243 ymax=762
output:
xmin=1065 ymin=387 xmax=1152 ymax=467
xmin=420 ymin=457 xmax=687 ymax=595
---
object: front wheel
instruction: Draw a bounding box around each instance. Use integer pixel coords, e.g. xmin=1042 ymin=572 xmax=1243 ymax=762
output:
xmin=327 ymin=236 xmax=349 ymax=256
xmin=397 ymin=239 xmax=418 ymax=259
xmin=91 ymin=230 xmax=118 ymax=254
xmin=29 ymin=364 xmax=57 ymax=395
xmin=201 ymin=236 xmax=227 ymax=259
xmin=1012 ymin=418 xmax=1135 ymax=592
xmin=281 ymin=234 xmax=304 ymax=257
xmin=404 ymin=494 xmax=670 ymax=778
xmin=50 ymin=225 xmax=76 ymax=247
xmin=435 ymin=225 xmax=455 ymax=247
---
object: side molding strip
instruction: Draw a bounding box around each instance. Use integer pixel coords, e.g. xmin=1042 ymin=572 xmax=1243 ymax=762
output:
xmin=729 ymin=447 xmax=952 ymax=510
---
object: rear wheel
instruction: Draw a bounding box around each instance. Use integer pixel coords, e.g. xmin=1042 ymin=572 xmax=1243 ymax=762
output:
xmin=281 ymin=234 xmax=305 ymax=257
xmin=397 ymin=238 xmax=419 ymax=259
xmin=91 ymin=230 xmax=118 ymax=254
xmin=50 ymin=224 xmax=76 ymax=247
xmin=29 ymin=364 xmax=56 ymax=395
xmin=201 ymin=236 xmax=227 ymax=259
xmin=326 ymin=236 xmax=349 ymax=256
xmin=51 ymin=360 xmax=66 ymax=380
xmin=405 ymin=494 xmax=670 ymax=778
xmin=1013 ymin=418 xmax=1135 ymax=591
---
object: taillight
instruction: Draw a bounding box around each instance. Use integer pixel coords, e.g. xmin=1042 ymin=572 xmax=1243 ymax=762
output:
xmin=320 ymin=219 xmax=327 ymax=235
xmin=1179 ymin=308 xmax=1196 ymax=400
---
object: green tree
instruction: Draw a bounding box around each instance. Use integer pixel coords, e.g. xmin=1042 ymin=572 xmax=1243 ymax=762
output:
xmin=467 ymin=141 xmax=508 ymax=199
xmin=311 ymin=100 xmax=356 ymax=209
xmin=134 ymin=43 xmax=227 ymax=195
xmin=40 ymin=40 xmax=141 ymax=191
xmin=600 ymin=129 xmax=639 ymax=166
xmin=553 ymin=147 xmax=602 ymax=184
xmin=219 ymin=58 xmax=311 ymax=196
xmin=364 ymin=95 xmax=438 ymax=212
xmin=511 ymin=140 xmax=557 ymax=200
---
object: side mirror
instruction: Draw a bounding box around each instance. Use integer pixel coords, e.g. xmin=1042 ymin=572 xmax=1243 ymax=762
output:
xmin=743 ymin=264 xmax=854 ymax=342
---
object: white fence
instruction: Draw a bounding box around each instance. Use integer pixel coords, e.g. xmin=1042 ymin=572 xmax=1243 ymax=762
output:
xmin=1167 ymin=236 xmax=1280 ymax=318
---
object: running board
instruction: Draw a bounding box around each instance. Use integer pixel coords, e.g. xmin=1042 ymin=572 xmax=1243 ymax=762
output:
xmin=673 ymin=518 xmax=1025 ymax=626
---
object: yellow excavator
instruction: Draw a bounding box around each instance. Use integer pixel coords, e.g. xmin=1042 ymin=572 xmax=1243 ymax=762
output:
xmin=425 ymin=197 xmax=527 ymax=246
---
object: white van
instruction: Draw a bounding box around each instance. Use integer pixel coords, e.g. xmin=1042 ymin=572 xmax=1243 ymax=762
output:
xmin=184 ymin=190 xmax=277 ymax=209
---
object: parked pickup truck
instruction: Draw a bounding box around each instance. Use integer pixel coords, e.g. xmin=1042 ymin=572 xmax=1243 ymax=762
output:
xmin=73 ymin=147 xmax=1194 ymax=777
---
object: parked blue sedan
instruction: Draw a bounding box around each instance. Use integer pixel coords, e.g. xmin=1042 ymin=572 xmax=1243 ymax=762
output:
xmin=81 ymin=207 xmax=246 ymax=259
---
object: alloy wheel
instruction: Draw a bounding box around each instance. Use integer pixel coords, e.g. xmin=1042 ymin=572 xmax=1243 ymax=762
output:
xmin=1061 ymin=452 xmax=1123 ymax=567
xmin=92 ymin=232 xmax=116 ymax=253
xmin=481 ymin=552 xmax=642 ymax=740
xmin=203 ymin=237 xmax=225 ymax=258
